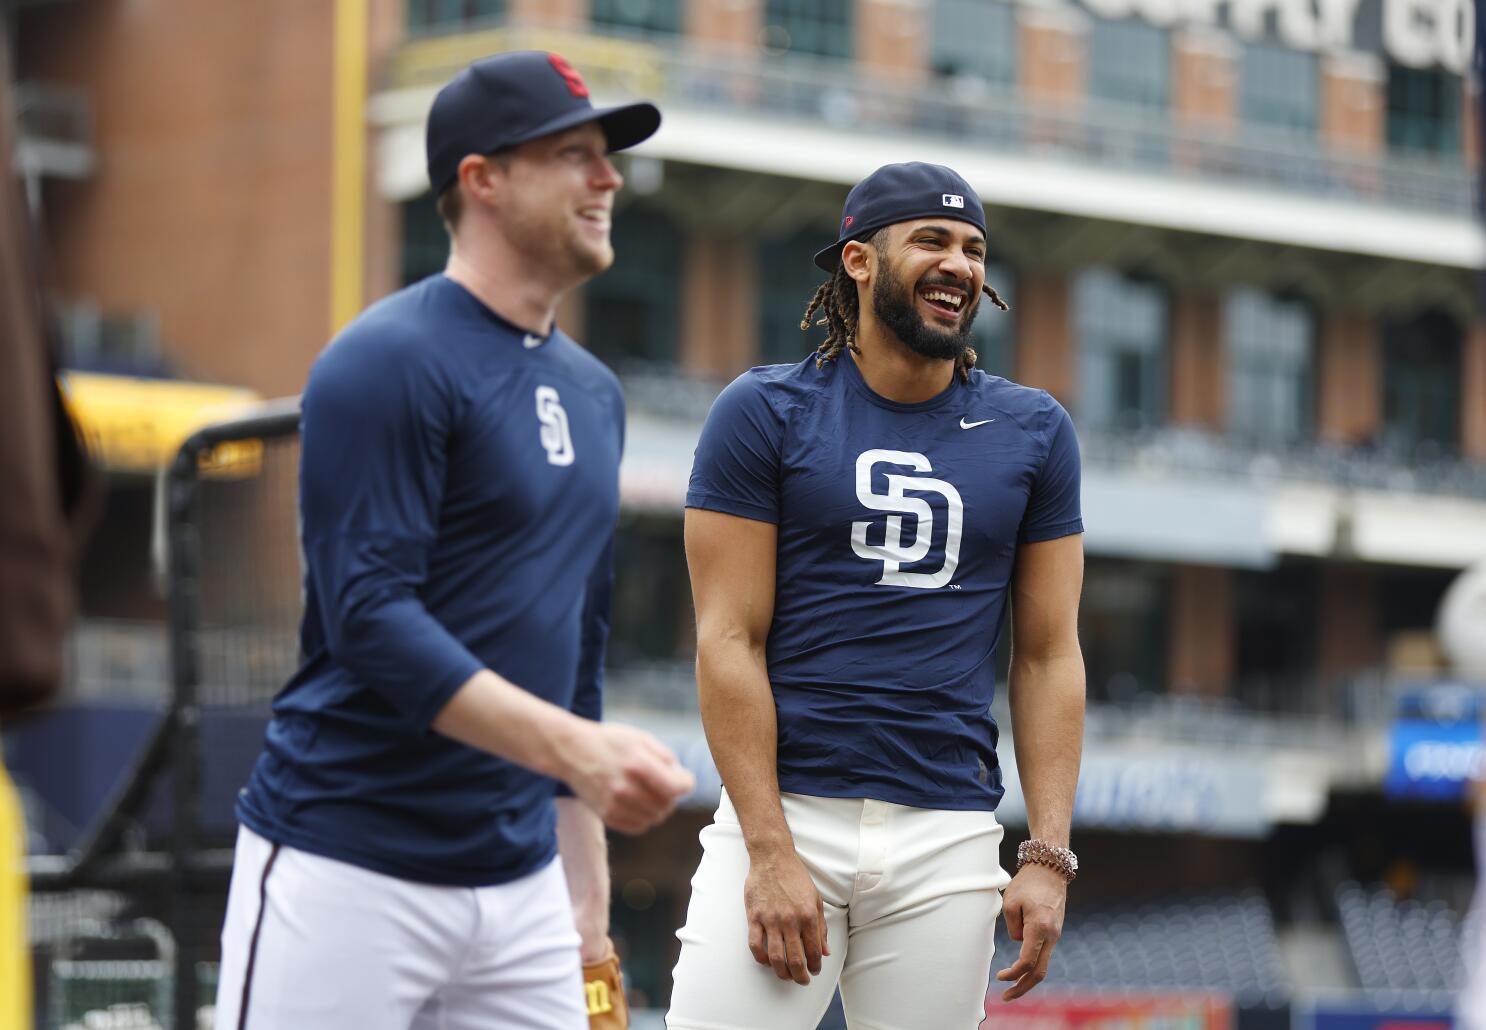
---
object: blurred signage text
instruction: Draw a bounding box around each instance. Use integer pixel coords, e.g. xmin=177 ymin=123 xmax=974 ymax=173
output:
xmin=1068 ymin=0 xmax=1472 ymax=74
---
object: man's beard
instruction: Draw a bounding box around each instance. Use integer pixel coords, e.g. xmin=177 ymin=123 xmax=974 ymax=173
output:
xmin=870 ymin=256 xmax=979 ymax=361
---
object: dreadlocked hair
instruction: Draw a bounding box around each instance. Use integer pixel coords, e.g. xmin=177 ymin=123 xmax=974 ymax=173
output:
xmin=800 ymin=266 xmax=1010 ymax=384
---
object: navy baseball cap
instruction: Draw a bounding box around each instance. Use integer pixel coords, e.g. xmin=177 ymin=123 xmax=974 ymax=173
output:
xmin=814 ymin=162 xmax=986 ymax=272
xmin=426 ymin=50 xmax=661 ymax=197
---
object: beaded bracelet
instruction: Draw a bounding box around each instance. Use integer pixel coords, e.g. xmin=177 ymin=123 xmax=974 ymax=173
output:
xmin=1016 ymin=838 xmax=1078 ymax=883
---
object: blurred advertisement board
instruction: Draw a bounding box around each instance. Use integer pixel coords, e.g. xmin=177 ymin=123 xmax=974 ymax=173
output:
xmin=998 ymin=748 xmax=1270 ymax=838
xmin=653 ymin=718 xmax=1274 ymax=836
xmin=982 ymin=991 xmax=1232 ymax=1030
xmin=1385 ymin=684 xmax=1485 ymax=801
xmin=1296 ymin=997 xmax=1454 ymax=1030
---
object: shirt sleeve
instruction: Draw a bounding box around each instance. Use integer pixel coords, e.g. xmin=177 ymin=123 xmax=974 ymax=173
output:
xmin=1019 ymin=397 xmax=1084 ymax=544
xmin=685 ymin=371 xmax=783 ymax=524
xmin=299 ymin=334 xmax=484 ymax=729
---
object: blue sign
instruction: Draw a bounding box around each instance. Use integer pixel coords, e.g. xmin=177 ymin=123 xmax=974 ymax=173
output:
xmin=1386 ymin=720 xmax=1484 ymax=800
xmin=1385 ymin=684 xmax=1486 ymax=801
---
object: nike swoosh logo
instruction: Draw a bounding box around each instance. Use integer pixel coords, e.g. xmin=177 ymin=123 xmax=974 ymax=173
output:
xmin=523 ymin=334 xmax=544 ymax=349
xmin=959 ymin=417 xmax=995 ymax=429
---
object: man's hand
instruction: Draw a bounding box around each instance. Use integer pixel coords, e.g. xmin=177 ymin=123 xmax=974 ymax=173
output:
xmin=745 ymin=848 xmax=830 ymax=985
xmin=995 ymin=863 xmax=1067 ymax=1001
xmin=560 ymin=722 xmax=694 ymax=834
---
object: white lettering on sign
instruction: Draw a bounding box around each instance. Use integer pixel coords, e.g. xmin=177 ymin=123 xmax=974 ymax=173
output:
xmin=1403 ymin=741 xmax=1486 ymax=781
xmin=1047 ymin=0 xmax=1473 ymax=74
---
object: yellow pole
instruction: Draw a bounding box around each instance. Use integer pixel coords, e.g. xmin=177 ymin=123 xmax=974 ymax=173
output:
xmin=331 ymin=0 xmax=369 ymax=334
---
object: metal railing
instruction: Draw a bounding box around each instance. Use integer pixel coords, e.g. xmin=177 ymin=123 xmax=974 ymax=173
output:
xmin=1077 ymin=424 xmax=1486 ymax=500
xmin=396 ymin=21 xmax=1476 ymax=216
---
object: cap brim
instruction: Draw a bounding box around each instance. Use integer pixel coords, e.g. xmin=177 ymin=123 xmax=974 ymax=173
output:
xmin=813 ymin=242 xmax=844 ymax=273
xmin=813 ymin=209 xmax=989 ymax=273
xmin=511 ymin=101 xmax=661 ymax=154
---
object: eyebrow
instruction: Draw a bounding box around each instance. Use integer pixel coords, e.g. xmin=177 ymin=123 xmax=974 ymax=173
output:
xmin=912 ymin=224 xmax=987 ymax=248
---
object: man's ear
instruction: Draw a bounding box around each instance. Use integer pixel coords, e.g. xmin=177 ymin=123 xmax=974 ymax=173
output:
xmin=842 ymin=238 xmax=875 ymax=284
xmin=456 ymin=154 xmax=504 ymax=210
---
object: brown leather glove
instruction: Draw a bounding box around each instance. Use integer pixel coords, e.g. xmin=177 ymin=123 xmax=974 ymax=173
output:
xmin=582 ymin=944 xmax=629 ymax=1029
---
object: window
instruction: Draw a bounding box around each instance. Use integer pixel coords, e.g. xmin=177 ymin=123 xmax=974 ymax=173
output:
xmin=401 ymin=194 xmax=449 ymax=286
xmin=971 ymin=263 xmax=1015 ymax=379
xmin=1224 ymin=289 xmax=1315 ymax=446
xmin=1240 ymin=43 xmax=1318 ymax=136
xmin=609 ymin=516 xmax=688 ymax=667
xmin=1088 ymin=18 xmax=1169 ymax=111
xmin=1080 ymin=559 xmax=1170 ymax=702
xmin=930 ymin=0 xmax=1015 ymax=87
xmin=1075 ymin=268 xmax=1169 ymax=430
xmin=1234 ymin=562 xmax=1317 ymax=710
xmin=406 ymin=0 xmax=504 ymax=32
xmin=758 ymin=230 xmax=831 ymax=366
xmin=762 ymin=0 xmax=852 ymax=60
xmin=1382 ymin=309 xmax=1462 ymax=457
xmin=1387 ymin=65 xmax=1461 ymax=156
xmin=584 ymin=207 xmax=682 ymax=372
xmin=590 ymin=0 xmax=681 ymax=36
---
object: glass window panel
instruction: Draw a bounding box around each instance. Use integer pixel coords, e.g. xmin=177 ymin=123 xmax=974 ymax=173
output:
xmin=1382 ymin=309 xmax=1462 ymax=457
xmin=763 ymin=0 xmax=853 ymax=59
xmin=1234 ymin=562 xmax=1317 ymax=710
xmin=971 ymin=263 xmax=1015 ymax=379
xmin=1080 ymin=559 xmax=1170 ymax=702
xmin=401 ymin=194 xmax=450 ymax=286
xmin=1240 ymin=43 xmax=1318 ymax=135
xmin=1075 ymin=268 xmax=1169 ymax=429
xmin=1386 ymin=65 xmax=1462 ymax=156
xmin=758 ymin=231 xmax=830 ymax=366
xmin=408 ymin=0 xmax=504 ymax=30
xmin=1088 ymin=18 xmax=1170 ymax=111
xmin=1224 ymin=288 xmax=1315 ymax=446
xmin=584 ymin=207 xmax=683 ymax=372
xmin=931 ymin=0 xmax=1016 ymax=85
xmin=590 ymin=0 xmax=681 ymax=35
xmin=609 ymin=517 xmax=687 ymax=666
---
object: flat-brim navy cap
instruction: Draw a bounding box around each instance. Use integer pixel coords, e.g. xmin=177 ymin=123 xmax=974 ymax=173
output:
xmin=426 ymin=50 xmax=661 ymax=197
xmin=814 ymin=162 xmax=987 ymax=272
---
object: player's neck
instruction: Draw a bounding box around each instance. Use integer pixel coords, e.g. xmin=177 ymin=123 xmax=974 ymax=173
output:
xmin=851 ymin=319 xmax=956 ymax=405
xmin=443 ymin=234 xmax=564 ymax=337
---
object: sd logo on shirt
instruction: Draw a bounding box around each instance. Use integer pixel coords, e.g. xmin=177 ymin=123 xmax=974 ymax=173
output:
xmin=850 ymin=449 xmax=963 ymax=589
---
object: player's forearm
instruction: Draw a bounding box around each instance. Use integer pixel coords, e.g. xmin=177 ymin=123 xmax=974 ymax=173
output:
xmin=696 ymin=635 xmax=794 ymax=857
xmin=1007 ymin=652 xmax=1086 ymax=847
xmin=431 ymin=668 xmax=588 ymax=782
xmin=555 ymin=796 xmax=611 ymax=960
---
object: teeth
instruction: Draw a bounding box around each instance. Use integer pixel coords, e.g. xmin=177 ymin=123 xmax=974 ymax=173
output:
xmin=922 ymin=290 xmax=962 ymax=308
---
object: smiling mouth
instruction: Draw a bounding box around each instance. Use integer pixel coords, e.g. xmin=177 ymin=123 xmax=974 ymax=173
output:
xmin=577 ymin=207 xmax=611 ymax=232
xmin=919 ymin=286 xmax=965 ymax=320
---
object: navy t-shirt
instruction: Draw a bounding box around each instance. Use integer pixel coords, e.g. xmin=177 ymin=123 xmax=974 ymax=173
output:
xmin=237 ymin=274 xmax=623 ymax=887
xmin=686 ymin=353 xmax=1082 ymax=811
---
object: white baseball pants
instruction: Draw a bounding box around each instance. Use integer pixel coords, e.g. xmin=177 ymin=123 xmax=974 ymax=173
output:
xmin=213 ymin=825 xmax=587 ymax=1030
xmin=667 ymin=791 xmax=1010 ymax=1030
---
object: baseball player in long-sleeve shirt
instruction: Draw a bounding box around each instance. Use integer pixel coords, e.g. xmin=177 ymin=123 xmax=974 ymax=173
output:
xmin=213 ymin=52 xmax=692 ymax=1030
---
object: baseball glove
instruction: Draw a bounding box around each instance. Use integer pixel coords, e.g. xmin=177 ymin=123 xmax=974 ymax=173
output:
xmin=582 ymin=945 xmax=629 ymax=1030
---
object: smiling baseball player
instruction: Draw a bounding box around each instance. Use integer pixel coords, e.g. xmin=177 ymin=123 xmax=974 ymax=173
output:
xmin=669 ymin=163 xmax=1086 ymax=1029
xmin=212 ymin=52 xmax=692 ymax=1030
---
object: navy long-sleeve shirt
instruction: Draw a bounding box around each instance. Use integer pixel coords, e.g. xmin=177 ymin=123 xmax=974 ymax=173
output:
xmin=237 ymin=274 xmax=623 ymax=886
